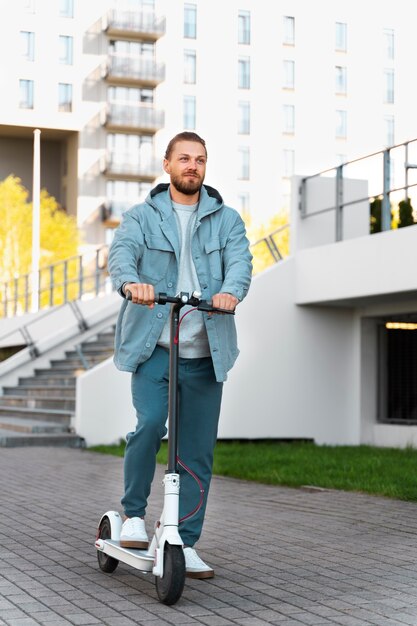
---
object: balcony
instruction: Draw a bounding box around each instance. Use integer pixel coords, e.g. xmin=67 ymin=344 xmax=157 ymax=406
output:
xmin=103 ymin=151 xmax=162 ymax=181
xmin=105 ymin=53 xmax=165 ymax=87
xmin=105 ymin=9 xmax=166 ymax=42
xmin=101 ymin=200 xmax=132 ymax=226
xmin=105 ymin=102 xmax=164 ymax=133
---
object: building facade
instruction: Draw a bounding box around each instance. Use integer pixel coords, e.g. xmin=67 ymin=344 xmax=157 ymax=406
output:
xmin=0 ymin=0 xmax=416 ymax=251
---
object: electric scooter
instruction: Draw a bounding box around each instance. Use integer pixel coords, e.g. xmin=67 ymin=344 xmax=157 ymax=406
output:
xmin=95 ymin=291 xmax=234 ymax=605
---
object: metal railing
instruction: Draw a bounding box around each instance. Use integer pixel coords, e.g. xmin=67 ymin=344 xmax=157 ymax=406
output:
xmin=299 ymin=137 xmax=417 ymax=241
xmin=1 ymin=246 xmax=111 ymax=319
xmin=1 ymin=222 xmax=288 ymax=319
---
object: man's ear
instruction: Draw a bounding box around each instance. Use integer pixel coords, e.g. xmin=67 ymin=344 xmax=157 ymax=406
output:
xmin=163 ymin=159 xmax=170 ymax=174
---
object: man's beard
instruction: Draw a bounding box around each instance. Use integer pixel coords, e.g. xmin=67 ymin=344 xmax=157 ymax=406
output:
xmin=170 ymin=172 xmax=203 ymax=196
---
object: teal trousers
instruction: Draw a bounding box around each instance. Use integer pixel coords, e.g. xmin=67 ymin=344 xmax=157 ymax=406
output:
xmin=122 ymin=346 xmax=223 ymax=547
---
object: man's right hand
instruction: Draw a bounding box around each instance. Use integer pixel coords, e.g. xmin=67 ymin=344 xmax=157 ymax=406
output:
xmin=124 ymin=283 xmax=155 ymax=308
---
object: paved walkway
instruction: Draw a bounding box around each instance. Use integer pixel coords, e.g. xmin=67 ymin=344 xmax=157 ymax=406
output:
xmin=1 ymin=448 xmax=417 ymax=626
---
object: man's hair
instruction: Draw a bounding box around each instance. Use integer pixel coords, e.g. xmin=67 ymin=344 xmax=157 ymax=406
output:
xmin=164 ymin=131 xmax=207 ymax=160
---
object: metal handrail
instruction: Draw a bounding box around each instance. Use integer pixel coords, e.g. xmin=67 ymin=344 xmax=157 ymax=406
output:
xmin=0 ymin=300 xmax=89 ymax=362
xmin=1 ymin=245 xmax=111 ymax=319
xmin=299 ymin=136 xmax=417 ymax=241
xmin=1 ymin=222 xmax=289 ymax=319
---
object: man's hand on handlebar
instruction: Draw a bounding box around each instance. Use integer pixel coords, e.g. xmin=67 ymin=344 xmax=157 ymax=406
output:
xmin=124 ymin=282 xmax=155 ymax=308
xmin=211 ymin=293 xmax=238 ymax=313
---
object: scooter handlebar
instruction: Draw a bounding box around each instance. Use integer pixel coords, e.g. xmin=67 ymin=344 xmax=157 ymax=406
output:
xmin=125 ymin=290 xmax=235 ymax=315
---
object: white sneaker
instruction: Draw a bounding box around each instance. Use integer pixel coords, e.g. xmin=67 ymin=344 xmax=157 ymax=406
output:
xmin=183 ymin=547 xmax=214 ymax=579
xmin=120 ymin=517 xmax=149 ymax=549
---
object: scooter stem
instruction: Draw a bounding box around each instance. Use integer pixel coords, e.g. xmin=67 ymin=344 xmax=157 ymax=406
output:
xmin=167 ymin=299 xmax=184 ymax=473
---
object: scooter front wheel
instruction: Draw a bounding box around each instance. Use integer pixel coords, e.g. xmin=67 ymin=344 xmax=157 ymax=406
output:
xmin=97 ymin=517 xmax=119 ymax=573
xmin=155 ymin=543 xmax=186 ymax=605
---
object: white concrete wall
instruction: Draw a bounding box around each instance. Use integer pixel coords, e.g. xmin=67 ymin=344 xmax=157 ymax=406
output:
xmin=218 ymin=259 xmax=359 ymax=444
xmin=75 ymin=357 xmax=135 ymax=446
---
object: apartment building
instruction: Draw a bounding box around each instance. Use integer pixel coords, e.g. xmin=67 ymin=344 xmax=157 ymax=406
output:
xmin=0 ymin=0 xmax=416 ymax=251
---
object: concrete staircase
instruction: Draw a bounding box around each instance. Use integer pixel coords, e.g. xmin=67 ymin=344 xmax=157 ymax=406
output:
xmin=0 ymin=328 xmax=115 ymax=447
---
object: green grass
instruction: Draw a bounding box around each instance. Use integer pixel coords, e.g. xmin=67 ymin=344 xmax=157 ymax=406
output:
xmin=88 ymin=440 xmax=417 ymax=502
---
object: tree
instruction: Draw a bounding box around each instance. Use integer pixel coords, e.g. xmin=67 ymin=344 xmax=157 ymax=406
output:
xmin=398 ymin=198 xmax=415 ymax=228
xmin=246 ymin=212 xmax=289 ymax=275
xmin=370 ymin=197 xmax=382 ymax=234
xmin=0 ymin=175 xmax=81 ymax=313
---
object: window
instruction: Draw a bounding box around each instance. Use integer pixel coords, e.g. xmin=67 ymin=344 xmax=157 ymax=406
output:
xmin=59 ymin=0 xmax=73 ymax=17
xmin=384 ymin=69 xmax=394 ymax=103
xmin=335 ymin=66 xmax=347 ymax=94
xmin=335 ymin=22 xmax=347 ymax=51
xmin=58 ymin=83 xmax=72 ymax=112
xmin=238 ymin=10 xmax=250 ymax=44
xmin=283 ymin=16 xmax=295 ymax=45
xmin=282 ymin=149 xmax=295 ymax=177
xmin=184 ymin=3 xmax=196 ymax=38
xmin=108 ymin=86 xmax=153 ymax=104
xmin=283 ymin=104 xmax=295 ymax=134
xmin=238 ymin=57 xmax=250 ymax=89
xmin=238 ymin=147 xmax=250 ymax=180
xmin=184 ymin=49 xmax=196 ymax=84
xmin=384 ymin=115 xmax=395 ymax=146
xmin=384 ymin=28 xmax=394 ymax=61
xmin=183 ymin=95 xmax=196 ymax=129
xmin=283 ymin=60 xmax=295 ymax=89
xmin=59 ymin=35 xmax=73 ymax=65
xmin=336 ymin=110 xmax=347 ymax=139
xmin=106 ymin=180 xmax=151 ymax=222
xmin=237 ymin=192 xmax=250 ymax=218
xmin=19 ymin=79 xmax=34 ymax=108
xmin=238 ymin=101 xmax=250 ymax=134
xmin=20 ymin=31 xmax=35 ymax=61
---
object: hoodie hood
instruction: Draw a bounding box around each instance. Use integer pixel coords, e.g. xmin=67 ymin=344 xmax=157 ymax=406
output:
xmin=146 ymin=183 xmax=224 ymax=219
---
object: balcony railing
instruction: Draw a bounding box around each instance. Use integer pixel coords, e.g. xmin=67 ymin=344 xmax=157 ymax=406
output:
xmin=106 ymin=54 xmax=165 ymax=86
xmin=105 ymin=9 xmax=166 ymax=40
xmin=1 ymin=247 xmax=110 ymax=319
xmin=104 ymin=151 xmax=162 ymax=180
xmin=1 ymin=225 xmax=288 ymax=317
xmin=106 ymin=102 xmax=164 ymax=132
xmin=101 ymin=201 xmax=133 ymax=224
xmin=300 ymin=137 xmax=417 ymax=242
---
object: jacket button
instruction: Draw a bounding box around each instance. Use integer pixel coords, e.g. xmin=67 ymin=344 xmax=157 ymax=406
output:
xmin=145 ymin=343 xmax=151 ymax=348
xmin=168 ymin=282 xmax=173 ymax=287
xmin=157 ymin=313 xmax=162 ymax=318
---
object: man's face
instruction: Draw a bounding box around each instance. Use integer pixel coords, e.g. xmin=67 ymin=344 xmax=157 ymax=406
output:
xmin=163 ymin=140 xmax=207 ymax=196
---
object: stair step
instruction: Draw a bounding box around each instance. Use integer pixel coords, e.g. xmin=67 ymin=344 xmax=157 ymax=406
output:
xmin=0 ymin=417 xmax=69 ymax=434
xmin=50 ymin=357 xmax=108 ymax=369
xmin=0 ymin=406 xmax=73 ymax=423
xmin=0 ymin=429 xmax=85 ymax=448
xmin=19 ymin=377 xmax=76 ymax=387
xmin=0 ymin=396 xmax=75 ymax=411
xmin=3 ymin=385 xmax=75 ymax=399
xmin=34 ymin=368 xmax=84 ymax=377
xmin=65 ymin=348 xmax=113 ymax=359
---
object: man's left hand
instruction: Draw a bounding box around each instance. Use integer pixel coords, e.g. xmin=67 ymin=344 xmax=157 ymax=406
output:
xmin=211 ymin=293 xmax=238 ymax=312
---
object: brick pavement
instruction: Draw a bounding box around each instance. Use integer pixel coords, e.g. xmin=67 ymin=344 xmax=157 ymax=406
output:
xmin=1 ymin=448 xmax=417 ymax=626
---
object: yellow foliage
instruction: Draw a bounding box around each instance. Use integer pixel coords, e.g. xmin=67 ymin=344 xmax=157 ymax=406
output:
xmin=246 ymin=212 xmax=290 ymax=275
xmin=0 ymin=175 xmax=81 ymax=314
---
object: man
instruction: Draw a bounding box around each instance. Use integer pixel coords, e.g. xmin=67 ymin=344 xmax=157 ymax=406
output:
xmin=108 ymin=131 xmax=252 ymax=578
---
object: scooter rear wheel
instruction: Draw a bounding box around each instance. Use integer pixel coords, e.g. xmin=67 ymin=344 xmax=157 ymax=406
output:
xmin=155 ymin=543 xmax=186 ymax=605
xmin=97 ymin=517 xmax=119 ymax=573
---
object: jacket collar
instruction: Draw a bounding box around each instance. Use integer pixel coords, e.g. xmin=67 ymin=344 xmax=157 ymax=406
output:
xmin=148 ymin=183 xmax=223 ymax=219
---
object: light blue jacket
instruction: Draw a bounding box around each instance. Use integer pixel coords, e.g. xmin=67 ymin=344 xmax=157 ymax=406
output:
xmin=108 ymin=183 xmax=253 ymax=382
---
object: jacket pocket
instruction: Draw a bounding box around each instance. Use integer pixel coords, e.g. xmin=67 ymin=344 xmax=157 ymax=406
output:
xmin=139 ymin=233 xmax=174 ymax=281
xmin=204 ymin=237 xmax=225 ymax=281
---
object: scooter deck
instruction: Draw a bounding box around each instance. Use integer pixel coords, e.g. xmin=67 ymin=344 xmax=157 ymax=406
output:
xmin=96 ymin=539 xmax=154 ymax=573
